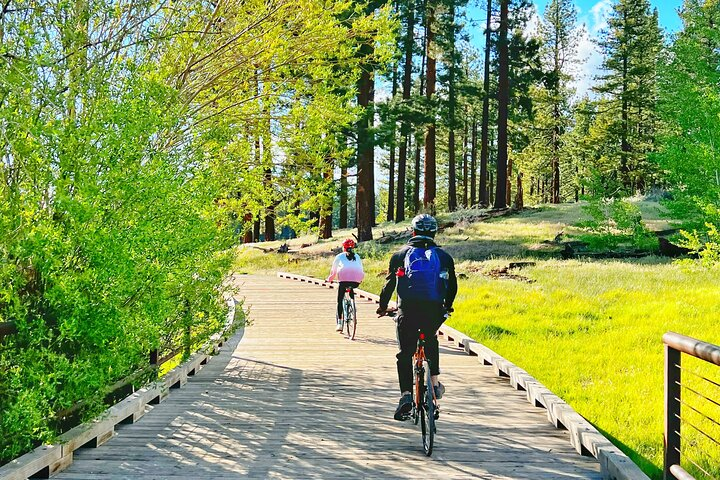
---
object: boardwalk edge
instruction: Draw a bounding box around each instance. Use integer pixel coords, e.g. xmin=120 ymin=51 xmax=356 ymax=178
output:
xmin=276 ymin=271 xmax=650 ymax=480
xmin=0 ymin=297 xmax=241 ymax=480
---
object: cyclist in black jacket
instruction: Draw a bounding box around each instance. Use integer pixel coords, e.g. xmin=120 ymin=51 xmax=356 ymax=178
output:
xmin=376 ymin=214 xmax=457 ymax=420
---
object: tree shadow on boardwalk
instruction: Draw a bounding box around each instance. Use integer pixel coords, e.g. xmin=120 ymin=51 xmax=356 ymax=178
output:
xmin=61 ymin=329 xmax=601 ymax=479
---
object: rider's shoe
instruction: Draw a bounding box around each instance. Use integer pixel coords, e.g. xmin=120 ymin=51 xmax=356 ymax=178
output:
xmin=335 ymin=323 xmax=343 ymax=332
xmin=434 ymin=382 xmax=445 ymax=400
xmin=394 ymin=393 xmax=413 ymax=421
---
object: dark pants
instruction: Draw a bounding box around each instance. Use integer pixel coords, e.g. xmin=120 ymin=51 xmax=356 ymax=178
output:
xmin=395 ymin=302 xmax=445 ymax=393
xmin=336 ymin=281 xmax=360 ymax=322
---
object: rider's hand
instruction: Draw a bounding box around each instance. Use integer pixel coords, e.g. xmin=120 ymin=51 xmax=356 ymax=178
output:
xmin=376 ymin=306 xmax=387 ymax=316
xmin=445 ymin=306 xmax=454 ymax=314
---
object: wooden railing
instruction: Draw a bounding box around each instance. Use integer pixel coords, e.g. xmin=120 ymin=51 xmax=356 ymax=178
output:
xmin=0 ymin=297 xmax=240 ymax=479
xmin=663 ymin=332 xmax=720 ymax=480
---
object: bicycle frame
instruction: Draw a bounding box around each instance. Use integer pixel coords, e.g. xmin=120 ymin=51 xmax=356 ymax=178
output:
xmin=413 ymin=332 xmax=436 ymax=412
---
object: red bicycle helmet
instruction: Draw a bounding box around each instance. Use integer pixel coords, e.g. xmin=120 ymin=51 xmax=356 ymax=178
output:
xmin=342 ymin=238 xmax=356 ymax=251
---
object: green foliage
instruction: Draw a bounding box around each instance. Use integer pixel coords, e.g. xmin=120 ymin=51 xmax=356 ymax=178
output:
xmin=0 ymin=0 xmax=396 ymax=463
xmin=677 ymin=205 xmax=720 ymax=266
xmin=654 ymin=0 xmax=720 ymax=263
xmin=593 ymin=0 xmax=663 ymax=193
xmin=577 ymin=199 xmax=658 ymax=251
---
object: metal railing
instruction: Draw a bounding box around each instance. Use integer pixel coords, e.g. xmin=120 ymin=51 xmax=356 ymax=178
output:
xmin=664 ymin=332 xmax=720 ymax=480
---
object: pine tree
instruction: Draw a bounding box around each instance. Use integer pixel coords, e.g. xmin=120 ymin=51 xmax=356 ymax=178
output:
xmin=424 ymin=0 xmax=438 ymax=209
xmin=594 ymin=0 xmax=662 ymax=194
xmin=539 ymin=0 xmax=577 ymax=203
xmin=495 ymin=0 xmax=509 ymax=209
xmin=479 ymin=0 xmax=493 ymax=207
xmin=395 ymin=0 xmax=416 ymax=222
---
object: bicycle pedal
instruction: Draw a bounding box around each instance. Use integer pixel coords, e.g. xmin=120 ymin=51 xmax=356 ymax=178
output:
xmin=434 ymin=408 xmax=440 ymax=420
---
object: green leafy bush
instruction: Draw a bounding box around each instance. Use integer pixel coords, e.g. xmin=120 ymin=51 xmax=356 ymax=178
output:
xmin=577 ymin=199 xmax=658 ymax=251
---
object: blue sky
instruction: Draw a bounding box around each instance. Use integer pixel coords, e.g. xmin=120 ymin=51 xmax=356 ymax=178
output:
xmin=465 ymin=0 xmax=684 ymax=96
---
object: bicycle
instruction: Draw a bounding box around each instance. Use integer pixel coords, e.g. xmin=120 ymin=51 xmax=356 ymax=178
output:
xmin=340 ymin=285 xmax=357 ymax=340
xmin=382 ymin=308 xmax=439 ymax=456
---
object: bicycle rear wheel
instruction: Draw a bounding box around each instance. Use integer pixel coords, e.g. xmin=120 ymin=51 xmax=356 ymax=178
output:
xmin=344 ymin=296 xmax=357 ymax=340
xmin=422 ymin=360 xmax=435 ymax=456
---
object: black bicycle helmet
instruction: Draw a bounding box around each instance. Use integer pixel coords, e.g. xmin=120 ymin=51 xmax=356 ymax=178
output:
xmin=411 ymin=214 xmax=438 ymax=237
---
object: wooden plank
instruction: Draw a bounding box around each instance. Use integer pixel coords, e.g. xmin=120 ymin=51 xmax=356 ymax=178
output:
xmin=0 ymin=445 xmax=60 ymax=480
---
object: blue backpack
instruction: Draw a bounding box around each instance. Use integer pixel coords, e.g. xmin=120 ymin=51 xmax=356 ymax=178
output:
xmin=397 ymin=246 xmax=446 ymax=303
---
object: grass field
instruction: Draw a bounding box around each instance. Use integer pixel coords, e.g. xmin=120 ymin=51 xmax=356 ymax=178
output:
xmin=234 ymin=201 xmax=720 ymax=479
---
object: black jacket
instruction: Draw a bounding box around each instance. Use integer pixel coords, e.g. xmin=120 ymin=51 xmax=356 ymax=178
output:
xmin=379 ymin=236 xmax=457 ymax=310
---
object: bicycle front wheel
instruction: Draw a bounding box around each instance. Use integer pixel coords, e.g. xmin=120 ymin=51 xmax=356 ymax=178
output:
xmin=422 ymin=360 xmax=435 ymax=456
xmin=344 ymin=297 xmax=357 ymax=340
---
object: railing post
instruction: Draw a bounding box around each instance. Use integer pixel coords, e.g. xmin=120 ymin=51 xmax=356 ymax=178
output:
xmin=149 ymin=349 xmax=159 ymax=367
xmin=664 ymin=344 xmax=681 ymax=480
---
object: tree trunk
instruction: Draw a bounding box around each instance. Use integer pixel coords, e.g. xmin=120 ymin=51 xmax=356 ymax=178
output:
xmin=515 ymin=172 xmax=524 ymax=209
xmin=575 ymin=165 xmax=579 ymax=202
xmin=489 ymin=170 xmax=494 ymax=205
xmin=263 ymin=104 xmax=275 ymax=241
xmin=340 ymin=165 xmax=348 ymax=228
xmin=506 ymin=156 xmax=512 ymax=207
xmin=356 ymin=67 xmax=375 ymax=241
xmin=447 ymin=3 xmax=457 ymax=212
xmin=396 ymin=0 xmax=415 ymax=222
xmin=319 ymin=158 xmax=333 ymax=239
xmin=470 ymin=115 xmax=478 ymax=207
xmin=414 ymin=136 xmax=422 ymax=213
xmin=494 ymin=0 xmax=509 ymax=209
xmin=243 ymin=214 xmax=253 ymax=244
xmin=448 ymin=127 xmax=456 ymax=211
xmin=264 ymin=175 xmax=275 ymax=241
xmin=253 ymin=220 xmax=261 ymax=242
xmin=423 ymin=4 xmax=436 ymax=210
xmin=462 ymin=115 xmax=469 ymax=208
xmin=479 ymin=0 xmax=492 ymax=207
xmin=388 ymin=60 xmax=399 ymax=222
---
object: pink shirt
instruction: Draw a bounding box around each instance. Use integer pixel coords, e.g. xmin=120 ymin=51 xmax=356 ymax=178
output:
xmin=327 ymin=252 xmax=365 ymax=283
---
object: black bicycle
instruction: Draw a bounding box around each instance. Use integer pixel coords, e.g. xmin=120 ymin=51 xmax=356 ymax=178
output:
xmin=340 ymin=286 xmax=357 ymax=340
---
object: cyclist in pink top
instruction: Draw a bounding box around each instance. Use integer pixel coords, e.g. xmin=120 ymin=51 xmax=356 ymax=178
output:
xmin=326 ymin=239 xmax=365 ymax=331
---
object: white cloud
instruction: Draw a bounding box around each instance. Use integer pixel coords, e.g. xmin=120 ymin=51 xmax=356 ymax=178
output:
xmin=523 ymin=4 xmax=541 ymax=39
xmin=571 ymin=0 xmax=613 ymax=99
xmin=590 ymin=0 xmax=613 ymax=34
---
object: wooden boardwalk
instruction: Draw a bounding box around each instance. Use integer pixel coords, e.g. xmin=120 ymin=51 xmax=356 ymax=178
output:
xmin=54 ymin=274 xmax=602 ymax=479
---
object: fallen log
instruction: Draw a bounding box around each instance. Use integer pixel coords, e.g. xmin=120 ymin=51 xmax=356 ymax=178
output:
xmin=658 ymin=237 xmax=695 ymax=258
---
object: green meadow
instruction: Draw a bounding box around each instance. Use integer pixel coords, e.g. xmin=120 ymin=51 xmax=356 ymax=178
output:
xmin=235 ymin=201 xmax=720 ymax=479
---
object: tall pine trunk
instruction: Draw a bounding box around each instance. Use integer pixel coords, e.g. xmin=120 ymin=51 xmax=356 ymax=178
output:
xmin=423 ymin=4 xmax=436 ymax=210
xmin=319 ymin=157 xmax=333 ymax=239
xmin=356 ymin=66 xmax=375 ymax=241
xmin=462 ymin=114 xmax=469 ymax=207
xmin=494 ymin=0 xmax=509 ymax=209
xmin=387 ymin=61 xmax=398 ymax=221
xmin=447 ymin=3 xmax=457 ymax=212
xmin=470 ymin=115 xmax=478 ymax=206
xmin=340 ymin=165 xmax=348 ymax=228
xmin=414 ymin=136 xmax=422 ymax=213
xmin=448 ymin=128 xmax=456 ymax=211
xmin=479 ymin=0 xmax=492 ymax=207
xmin=396 ymin=0 xmax=415 ymax=222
